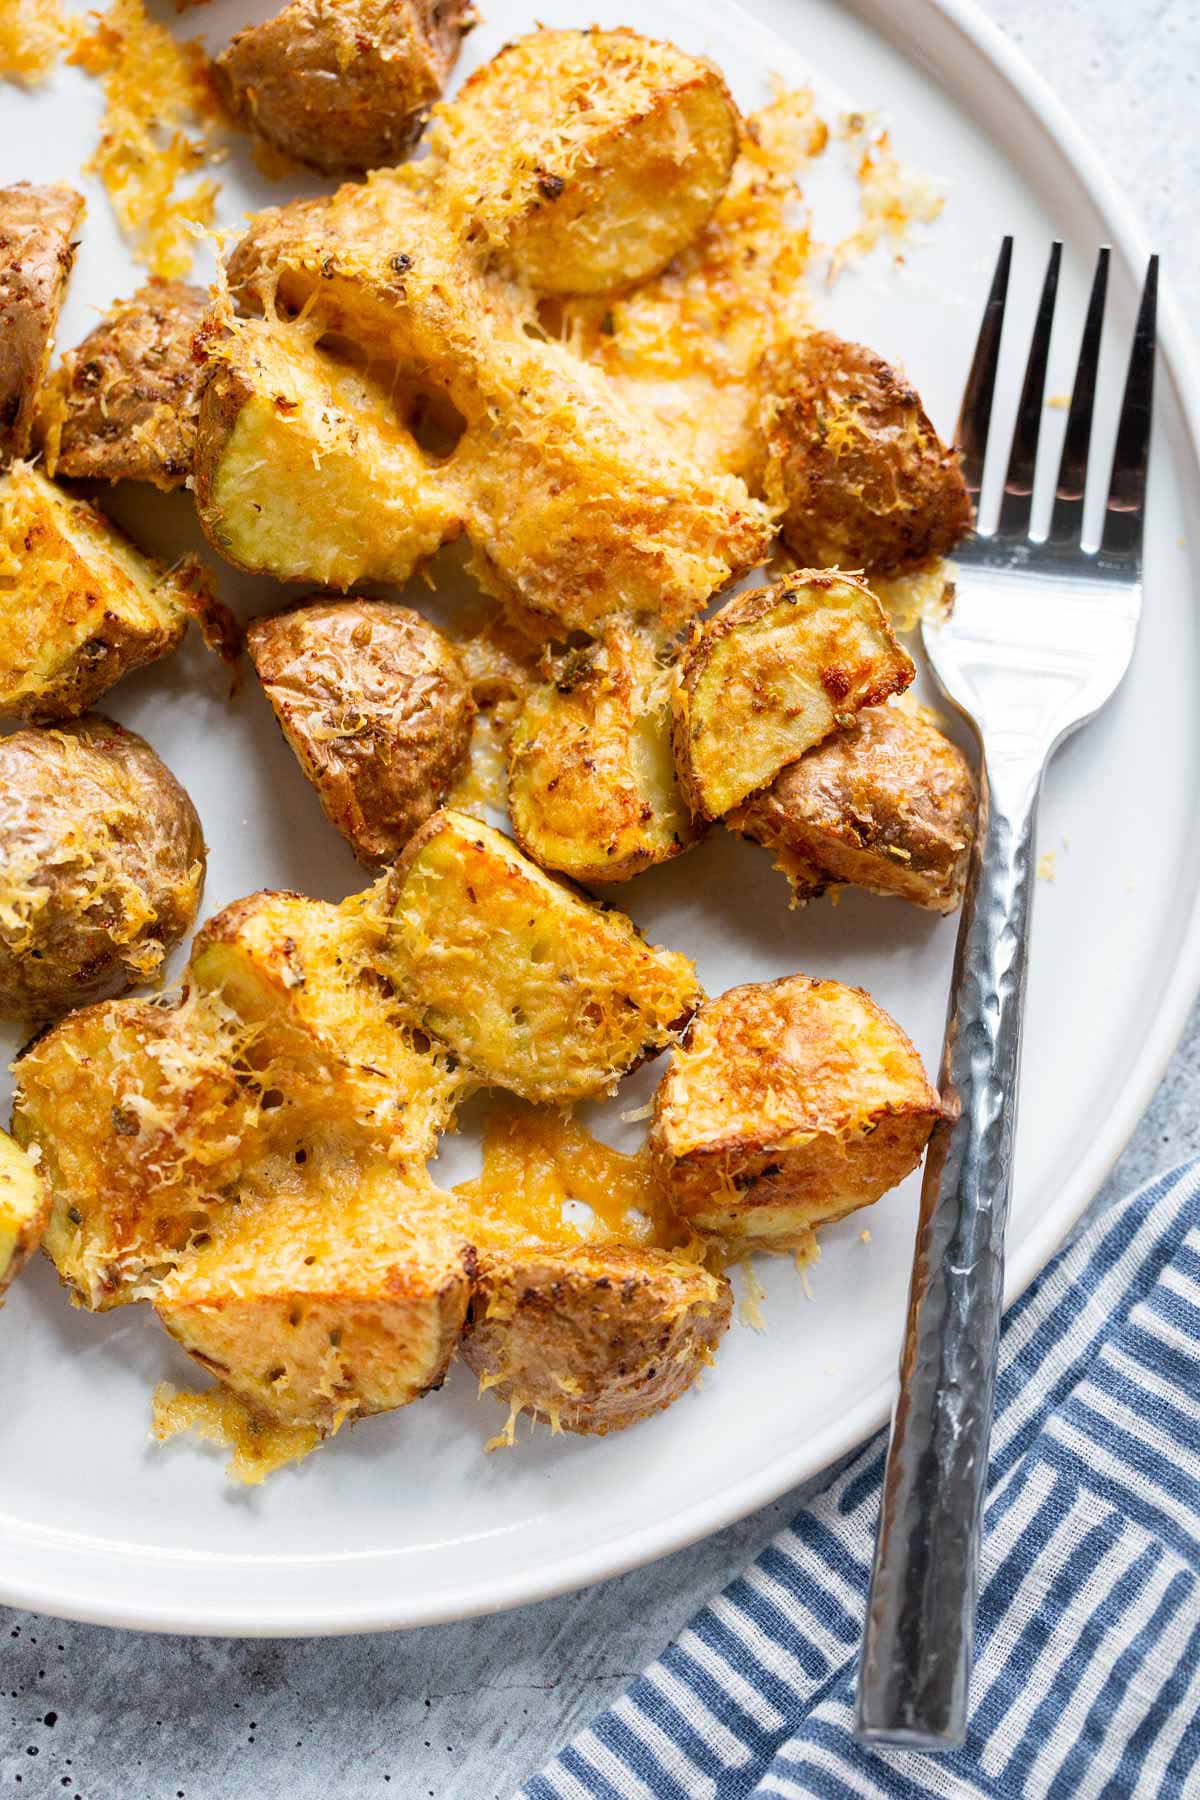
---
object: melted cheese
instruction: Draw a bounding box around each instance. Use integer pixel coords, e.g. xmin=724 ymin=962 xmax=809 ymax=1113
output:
xmin=152 ymin=1381 xmax=321 ymax=1484
xmin=832 ymin=113 xmax=944 ymax=276
xmin=0 ymin=0 xmax=67 ymax=84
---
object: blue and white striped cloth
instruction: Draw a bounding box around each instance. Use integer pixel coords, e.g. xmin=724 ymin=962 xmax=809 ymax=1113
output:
xmin=525 ymin=1162 xmax=1200 ymax=1799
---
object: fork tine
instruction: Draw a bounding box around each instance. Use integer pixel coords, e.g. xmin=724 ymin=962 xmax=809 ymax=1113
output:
xmin=1100 ymin=255 xmax=1158 ymax=566
xmin=995 ymin=243 xmax=1062 ymax=541
xmin=956 ymin=237 xmax=1012 ymax=507
xmin=1046 ymin=247 xmax=1110 ymax=548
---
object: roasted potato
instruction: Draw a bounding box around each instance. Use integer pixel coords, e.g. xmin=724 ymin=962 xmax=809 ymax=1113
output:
xmin=247 ymin=598 xmax=475 ymax=865
xmin=508 ymin=623 xmax=699 ymax=883
xmin=651 ymin=975 xmax=943 ymax=1250
xmin=0 ymin=1128 xmax=49 ymax=1303
xmin=0 ymin=183 xmax=83 ymax=466
xmin=765 ymin=331 xmax=971 ymax=577
xmin=0 ymin=716 xmax=205 ymax=1019
xmin=462 ymin=1243 xmax=731 ymax=1436
xmin=0 ymin=462 xmax=218 ymax=720
xmin=193 ymin=314 xmax=461 ymax=591
xmin=431 ymin=28 xmax=738 ymax=294
xmin=378 ymin=808 xmax=702 ymax=1102
xmin=215 ymin=0 xmax=475 ymax=176
xmin=672 ymin=570 xmax=913 ymax=821
xmin=40 ymin=279 xmax=207 ymax=489
xmin=155 ymin=1157 xmax=473 ymax=1431
xmin=728 ymin=704 xmax=977 ymax=911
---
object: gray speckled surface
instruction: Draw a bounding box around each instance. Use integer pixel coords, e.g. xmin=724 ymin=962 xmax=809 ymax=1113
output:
xmin=4 ymin=3 xmax=1198 ymax=1795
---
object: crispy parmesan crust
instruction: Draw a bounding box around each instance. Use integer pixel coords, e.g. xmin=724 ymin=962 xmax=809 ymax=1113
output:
xmin=247 ymin=597 xmax=475 ymax=865
xmin=728 ymin=703 xmax=978 ymax=911
xmin=0 ymin=716 xmax=205 ymax=1020
xmin=0 ymin=1127 xmax=49 ymax=1303
xmin=673 ymin=570 xmax=914 ymax=821
xmin=0 ymin=183 xmax=83 ymax=468
xmin=651 ymin=974 xmax=943 ymax=1251
xmin=216 ymin=0 xmax=475 ymax=176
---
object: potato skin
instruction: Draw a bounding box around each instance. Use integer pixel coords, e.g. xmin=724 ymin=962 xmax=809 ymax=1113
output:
xmin=0 ymin=716 xmax=205 ymax=1020
xmin=0 ymin=1128 xmax=49 ymax=1303
xmin=40 ymin=280 xmax=207 ymax=489
xmin=765 ymin=330 xmax=971 ymax=577
xmin=247 ymin=598 xmax=474 ymax=865
xmin=462 ymin=1243 xmax=731 ymax=1435
xmin=0 ymin=183 xmax=83 ymax=467
xmin=215 ymin=0 xmax=474 ymax=176
xmin=673 ymin=570 xmax=914 ymax=821
xmin=432 ymin=28 xmax=738 ymax=294
xmin=651 ymin=974 xmax=943 ymax=1251
xmin=728 ymin=704 xmax=977 ymax=912
xmin=508 ymin=623 xmax=700 ymax=883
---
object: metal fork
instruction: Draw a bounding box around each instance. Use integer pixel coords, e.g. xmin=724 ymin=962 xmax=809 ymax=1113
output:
xmin=855 ymin=240 xmax=1159 ymax=1749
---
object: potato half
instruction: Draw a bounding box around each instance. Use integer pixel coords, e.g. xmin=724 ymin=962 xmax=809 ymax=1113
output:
xmin=765 ymin=331 xmax=971 ymax=578
xmin=0 ymin=183 xmax=83 ymax=466
xmin=462 ymin=1243 xmax=731 ymax=1436
xmin=216 ymin=0 xmax=475 ymax=176
xmin=247 ymin=598 xmax=475 ymax=865
xmin=728 ymin=704 xmax=977 ymax=912
xmin=40 ymin=279 xmax=207 ymax=489
xmin=651 ymin=974 xmax=943 ymax=1250
xmin=508 ymin=623 xmax=699 ymax=883
xmin=432 ymin=28 xmax=738 ymax=294
xmin=0 ymin=1129 xmax=49 ymax=1303
xmin=672 ymin=570 xmax=914 ymax=820
xmin=0 ymin=462 xmax=214 ymax=720
xmin=0 ymin=717 xmax=205 ymax=1020
xmin=378 ymin=808 xmax=702 ymax=1102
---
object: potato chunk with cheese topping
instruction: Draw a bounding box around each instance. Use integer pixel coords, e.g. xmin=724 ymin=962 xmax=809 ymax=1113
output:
xmin=651 ymin=975 xmax=943 ymax=1251
xmin=0 ymin=1129 xmax=49 ymax=1303
xmin=378 ymin=808 xmax=702 ymax=1101
xmin=462 ymin=1243 xmax=731 ymax=1436
xmin=508 ymin=622 xmax=699 ymax=883
xmin=431 ymin=28 xmax=739 ymax=294
xmin=0 ymin=183 xmax=83 ymax=467
xmin=672 ymin=570 xmax=913 ymax=821
xmin=728 ymin=704 xmax=977 ymax=912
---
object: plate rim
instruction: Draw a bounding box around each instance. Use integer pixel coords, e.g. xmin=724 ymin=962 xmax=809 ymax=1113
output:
xmin=5 ymin=0 xmax=1200 ymax=1636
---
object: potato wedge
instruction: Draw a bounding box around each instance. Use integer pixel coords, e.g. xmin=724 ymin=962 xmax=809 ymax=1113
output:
xmin=155 ymin=1158 xmax=472 ymax=1430
xmin=40 ymin=279 xmax=207 ymax=489
xmin=728 ymin=704 xmax=977 ymax=912
xmin=247 ymin=598 xmax=475 ymax=865
xmin=462 ymin=1243 xmax=730 ymax=1436
xmin=378 ymin=808 xmax=702 ymax=1102
xmin=216 ymin=0 xmax=474 ymax=176
xmin=672 ymin=570 xmax=913 ymax=820
xmin=193 ymin=316 xmax=460 ymax=590
xmin=0 ymin=716 xmax=205 ymax=1020
xmin=651 ymin=975 xmax=943 ymax=1250
xmin=432 ymin=28 xmax=738 ymax=294
xmin=508 ymin=623 xmax=699 ymax=883
xmin=0 ymin=183 xmax=83 ymax=466
xmin=765 ymin=331 xmax=971 ymax=577
xmin=0 ymin=462 xmax=214 ymax=720
xmin=0 ymin=1128 xmax=49 ymax=1303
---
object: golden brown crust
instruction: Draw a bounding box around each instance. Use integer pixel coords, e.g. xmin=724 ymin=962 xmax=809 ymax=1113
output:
xmin=215 ymin=0 xmax=475 ymax=176
xmin=0 ymin=183 xmax=83 ymax=467
xmin=508 ymin=623 xmax=701 ymax=883
xmin=0 ymin=1128 xmax=49 ymax=1303
xmin=0 ymin=715 xmax=206 ymax=1020
xmin=651 ymin=974 xmax=943 ymax=1251
xmin=672 ymin=569 xmax=914 ymax=821
xmin=40 ymin=279 xmax=208 ymax=489
xmin=247 ymin=597 xmax=475 ymax=866
xmin=462 ymin=1242 xmax=731 ymax=1435
xmin=765 ymin=330 xmax=971 ymax=577
xmin=728 ymin=704 xmax=977 ymax=911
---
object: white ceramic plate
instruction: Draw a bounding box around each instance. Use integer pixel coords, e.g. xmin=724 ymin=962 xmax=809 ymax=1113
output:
xmin=2 ymin=0 xmax=1198 ymax=1636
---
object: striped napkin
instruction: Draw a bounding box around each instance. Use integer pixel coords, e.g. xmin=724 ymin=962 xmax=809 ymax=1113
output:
xmin=523 ymin=1162 xmax=1200 ymax=1799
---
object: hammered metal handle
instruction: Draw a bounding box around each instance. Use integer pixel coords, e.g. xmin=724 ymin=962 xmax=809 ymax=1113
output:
xmin=855 ymin=748 xmax=1042 ymax=1748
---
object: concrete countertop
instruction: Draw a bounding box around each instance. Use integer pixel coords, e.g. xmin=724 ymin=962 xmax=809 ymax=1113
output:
xmin=3 ymin=2 xmax=1197 ymax=1794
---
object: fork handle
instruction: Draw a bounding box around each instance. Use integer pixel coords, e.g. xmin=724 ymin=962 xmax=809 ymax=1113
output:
xmin=855 ymin=747 xmax=1042 ymax=1748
